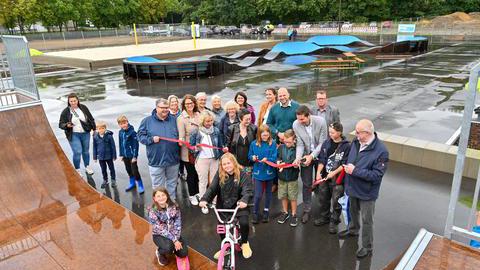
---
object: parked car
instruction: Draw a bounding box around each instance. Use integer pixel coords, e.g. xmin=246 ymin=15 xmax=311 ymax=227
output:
xmin=341 ymin=22 xmax=353 ymax=29
xmin=369 ymin=21 xmax=377 ymax=27
xmin=222 ymin=26 xmax=241 ymax=35
xmin=382 ymin=21 xmax=393 ymax=28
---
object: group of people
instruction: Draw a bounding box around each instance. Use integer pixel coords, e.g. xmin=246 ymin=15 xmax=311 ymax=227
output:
xmin=59 ymin=88 xmax=389 ymax=267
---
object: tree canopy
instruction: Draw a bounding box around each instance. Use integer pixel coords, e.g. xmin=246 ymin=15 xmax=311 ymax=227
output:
xmin=0 ymin=0 xmax=478 ymax=32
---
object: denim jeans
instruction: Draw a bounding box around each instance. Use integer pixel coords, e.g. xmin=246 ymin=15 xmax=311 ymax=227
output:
xmin=149 ymin=164 xmax=179 ymax=200
xmin=69 ymin=132 xmax=91 ymax=169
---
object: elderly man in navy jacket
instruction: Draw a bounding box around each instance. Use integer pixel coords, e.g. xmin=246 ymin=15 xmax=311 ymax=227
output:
xmin=340 ymin=119 xmax=389 ymax=259
xmin=138 ymin=98 xmax=180 ymax=200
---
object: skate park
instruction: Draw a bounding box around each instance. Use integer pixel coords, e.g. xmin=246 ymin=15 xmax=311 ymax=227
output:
xmin=1 ymin=17 xmax=480 ymax=270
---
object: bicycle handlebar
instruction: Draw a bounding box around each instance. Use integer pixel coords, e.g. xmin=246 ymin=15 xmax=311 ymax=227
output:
xmin=202 ymin=203 xmax=254 ymax=224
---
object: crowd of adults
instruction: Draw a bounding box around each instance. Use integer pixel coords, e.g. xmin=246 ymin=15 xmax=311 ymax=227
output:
xmin=59 ymin=88 xmax=389 ymax=261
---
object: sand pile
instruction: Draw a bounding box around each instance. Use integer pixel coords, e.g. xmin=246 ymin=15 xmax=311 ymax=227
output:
xmin=418 ymin=12 xmax=480 ymax=27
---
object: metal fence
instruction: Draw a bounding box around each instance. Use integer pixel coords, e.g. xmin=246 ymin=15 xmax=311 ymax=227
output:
xmin=2 ymin=36 xmax=40 ymax=100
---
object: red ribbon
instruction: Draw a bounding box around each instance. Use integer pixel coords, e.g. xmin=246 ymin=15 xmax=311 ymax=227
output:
xmin=158 ymin=136 xmax=298 ymax=169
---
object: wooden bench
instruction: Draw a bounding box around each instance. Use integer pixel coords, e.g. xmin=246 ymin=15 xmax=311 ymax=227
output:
xmin=311 ymin=59 xmax=359 ymax=71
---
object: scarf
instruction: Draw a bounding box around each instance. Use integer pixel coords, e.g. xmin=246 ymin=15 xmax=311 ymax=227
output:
xmin=199 ymin=125 xmax=214 ymax=135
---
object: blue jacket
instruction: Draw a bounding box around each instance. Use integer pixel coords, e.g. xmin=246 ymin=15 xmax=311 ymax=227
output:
xmin=138 ymin=110 xmax=180 ymax=167
xmin=189 ymin=127 xmax=224 ymax=160
xmin=344 ymin=133 xmax=389 ymax=201
xmin=119 ymin=124 xmax=139 ymax=159
xmin=277 ymin=144 xmax=299 ymax=182
xmin=219 ymin=113 xmax=239 ymax=142
xmin=248 ymin=140 xmax=277 ymax=181
xmin=93 ymin=130 xmax=117 ymax=161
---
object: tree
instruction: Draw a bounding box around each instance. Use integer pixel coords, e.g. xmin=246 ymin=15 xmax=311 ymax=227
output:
xmin=138 ymin=0 xmax=167 ymax=24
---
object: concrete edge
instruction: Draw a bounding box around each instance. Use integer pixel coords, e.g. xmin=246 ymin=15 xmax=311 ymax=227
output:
xmin=348 ymin=131 xmax=480 ymax=179
xmin=32 ymin=40 xmax=281 ymax=70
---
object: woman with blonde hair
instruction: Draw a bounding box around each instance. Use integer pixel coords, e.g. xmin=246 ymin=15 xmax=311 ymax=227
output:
xmin=199 ymin=153 xmax=254 ymax=260
xmin=190 ymin=111 xmax=228 ymax=213
xmin=168 ymin=95 xmax=181 ymax=118
xmin=219 ymin=100 xmax=240 ymax=141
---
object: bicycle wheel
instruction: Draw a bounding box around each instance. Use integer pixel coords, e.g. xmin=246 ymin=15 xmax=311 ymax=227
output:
xmin=217 ymin=243 xmax=233 ymax=270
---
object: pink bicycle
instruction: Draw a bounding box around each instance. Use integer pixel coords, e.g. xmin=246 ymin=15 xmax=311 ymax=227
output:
xmin=204 ymin=204 xmax=245 ymax=270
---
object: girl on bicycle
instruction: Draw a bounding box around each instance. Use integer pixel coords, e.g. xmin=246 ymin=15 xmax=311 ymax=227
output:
xmin=248 ymin=124 xmax=277 ymax=224
xmin=148 ymin=188 xmax=189 ymax=269
xmin=199 ymin=153 xmax=254 ymax=259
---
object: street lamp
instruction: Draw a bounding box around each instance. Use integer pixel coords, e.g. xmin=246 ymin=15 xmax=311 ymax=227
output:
xmin=338 ymin=0 xmax=342 ymax=34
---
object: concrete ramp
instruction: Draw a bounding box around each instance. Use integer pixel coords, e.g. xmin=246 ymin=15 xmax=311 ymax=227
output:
xmin=0 ymin=104 xmax=216 ymax=270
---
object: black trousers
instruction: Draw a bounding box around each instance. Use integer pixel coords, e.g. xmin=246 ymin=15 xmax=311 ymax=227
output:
xmin=317 ymin=181 xmax=344 ymax=224
xmin=184 ymin=162 xmax=199 ymax=196
xmin=219 ymin=214 xmax=249 ymax=244
xmin=99 ymin=159 xmax=115 ymax=181
xmin=153 ymin=235 xmax=188 ymax=257
xmin=122 ymin=158 xmax=141 ymax=180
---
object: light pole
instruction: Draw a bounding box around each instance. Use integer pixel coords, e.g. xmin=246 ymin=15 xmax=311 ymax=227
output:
xmin=338 ymin=0 xmax=342 ymax=34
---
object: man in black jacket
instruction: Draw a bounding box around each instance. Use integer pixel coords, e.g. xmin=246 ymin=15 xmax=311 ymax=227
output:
xmin=340 ymin=119 xmax=389 ymax=259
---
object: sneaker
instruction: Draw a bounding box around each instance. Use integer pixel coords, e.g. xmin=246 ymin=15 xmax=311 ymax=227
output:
xmin=213 ymin=250 xmax=221 ymax=260
xmin=156 ymin=250 xmax=168 ymax=266
xmin=101 ymin=182 xmax=108 ymax=189
xmin=201 ymin=207 xmax=209 ymax=214
xmin=277 ymin=212 xmax=290 ymax=224
xmin=189 ymin=195 xmax=199 ymax=206
xmin=314 ymin=218 xmax=330 ymax=227
xmin=290 ymin=215 xmax=298 ymax=227
xmin=262 ymin=211 xmax=269 ymax=223
xmin=252 ymin=214 xmax=259 ymax=224
xmin=85 ymin=166 xmax=94 ymax=175
xmin=111 ymin=180 xmax=117 ymax=188
xmin=241 ymin=241 xmax=252 ymax=259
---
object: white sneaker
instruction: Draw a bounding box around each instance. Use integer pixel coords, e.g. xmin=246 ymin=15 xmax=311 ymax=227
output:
xmin=201 ymin=207 xmax=209 ymax=214
xmin=189 ymin=195 xmax=199 ymax=206
xmin=85 ymin=166 xmax=94 ymax=175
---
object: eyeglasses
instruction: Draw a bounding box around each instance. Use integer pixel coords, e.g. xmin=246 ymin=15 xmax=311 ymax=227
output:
xmin=355 ymin=130 xmax=369 ymax=135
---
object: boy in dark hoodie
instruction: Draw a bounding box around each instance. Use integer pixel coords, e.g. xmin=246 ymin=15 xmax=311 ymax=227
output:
xmin=117 ymin=115 xmax=144 ymax=194
xmin=93 ymin=121 xmax=117 ymax=188
xmin=314 ymin=122 xmax=351 ymax=234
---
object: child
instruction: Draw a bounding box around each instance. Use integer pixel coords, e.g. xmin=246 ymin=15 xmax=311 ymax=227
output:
xmin=93 ymin=121 xmax=116 ymax=188
xmin=248 ymin=124 xmax=277 ymax=224
xmin=148 ymin=188 xmax=190 ymax=269
xmin=276 ymin=129 xmax=300 ymax=227
xmin=199 ymin=153 xmax=254 ymax=260
xmin=315 ymin=122 xmax=351 ymax=233
xmin=117 ymin=115 xmax=144 ymax=194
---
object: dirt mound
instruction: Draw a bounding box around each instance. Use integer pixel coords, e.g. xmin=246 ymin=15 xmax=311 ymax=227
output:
xmin=469 ymin=12 xmax=480 ymax=20
xmin=430 ymin=12 xmax=473 ymax=25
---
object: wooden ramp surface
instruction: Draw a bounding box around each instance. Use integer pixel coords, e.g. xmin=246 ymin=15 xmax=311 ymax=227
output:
xmin=0 ymin=104 xmax=216 ymax=270
xmin=414 ymin=235 xmax=480 ymax=270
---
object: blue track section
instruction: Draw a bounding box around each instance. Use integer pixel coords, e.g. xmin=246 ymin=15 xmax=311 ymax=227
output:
xmin=271 ymin=41 xmax=322 ymax=55
xmin=306 ymin=35 xmax=374 ymax=46
xmin=124 ymin=56 xmax=167 ymax=63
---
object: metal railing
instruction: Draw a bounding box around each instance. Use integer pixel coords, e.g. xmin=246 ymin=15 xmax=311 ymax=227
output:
xmin=444 ymin=61 xmax=480 ymax=244
xmin=0 ymin=35 xmax=40 ymax=110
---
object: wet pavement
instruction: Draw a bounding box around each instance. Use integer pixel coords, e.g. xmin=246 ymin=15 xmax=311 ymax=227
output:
xmin=37 ymin=40 xmax=480 ymax=269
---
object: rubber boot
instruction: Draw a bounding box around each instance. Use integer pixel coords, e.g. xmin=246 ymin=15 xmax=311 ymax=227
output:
xmin=125 ymin=176 xmax=136 ymax=192
xmin=136 ymin=179 xmax=145 ymax=194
